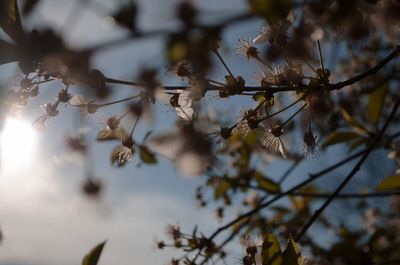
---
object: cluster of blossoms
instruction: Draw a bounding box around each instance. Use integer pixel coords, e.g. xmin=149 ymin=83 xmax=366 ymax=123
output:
xmin=154 ymin=224 xmax=221 ymax=265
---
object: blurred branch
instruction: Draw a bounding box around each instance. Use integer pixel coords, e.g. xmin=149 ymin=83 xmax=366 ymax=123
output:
xmin=85 ymin=13 xmax=252 ymax=53
xmin=331 ymin=45 xmax=400 ymax=91
xmin=295 ymin=96 xmax=400 ymax=242
xmin=199 ymin=127 xmax=400 ymax=258
xmin=102 ymin=46 xmax=400 ymax=96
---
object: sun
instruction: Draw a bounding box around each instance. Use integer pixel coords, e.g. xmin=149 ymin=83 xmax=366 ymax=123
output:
xmin=0 ymin=117 xmax=38 ymax=173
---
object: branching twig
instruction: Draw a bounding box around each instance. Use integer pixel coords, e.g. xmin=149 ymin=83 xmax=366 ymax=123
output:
xmin=204 ymin=126 xmax=400 ymax=247
xmin=295 ymin=97 xmax=400 ymax=242
xmin=331 ymin=45 xmax=400 ymax=90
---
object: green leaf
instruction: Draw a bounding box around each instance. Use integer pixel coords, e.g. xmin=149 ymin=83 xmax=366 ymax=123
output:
xmin=282 ymin=236 xmax=302 ymax=265
xmin=0 ymin=0 xmax=24 ymax=42
xmin=322 ymin=131 xmax=360 ymax=148
xmin=262 ymin=233 xmax=283 ymax=265
xmin=252 ymin=92 xmax=266 ymax=102
xmin=341 ymin=109 xmax=368 ymax=134
xmin=367 ymin=84 xmax=388 ymax=124
xmin=376 ymin=175 xmax=400 ymax=191
xmin=253 ymin=171 xmax=280 ymax=193
xmin=214 ymin=179 xmax=231 ymax=199
xmin=243 ymin=129 xmax=257 ymax=147
xmin=139 ymin=145 xmax=157 ymax=164
xmin=82 ymin=241 xmax=106 ymax=265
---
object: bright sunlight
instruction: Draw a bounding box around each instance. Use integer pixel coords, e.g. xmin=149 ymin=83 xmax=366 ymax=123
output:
xmin=0 ymin=117 xmax=37 ymax=174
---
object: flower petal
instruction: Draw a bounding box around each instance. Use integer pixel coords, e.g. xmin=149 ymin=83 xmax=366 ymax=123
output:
xmin=69 ymin=95 xmax=87 ymax=106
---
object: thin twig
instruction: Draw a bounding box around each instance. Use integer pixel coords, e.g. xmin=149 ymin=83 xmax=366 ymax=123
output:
xmin=102 ymin=46 xmax=400 ymax=95
xmin=331 ymin=45 xmax=400 ymax=90
xmin=204 ymin=128 xmax=400 ymax=244
xmin=214 ymin=50 xmax=236 ymax=80
xmin=295 ymin=97 xmax=400 ymax=242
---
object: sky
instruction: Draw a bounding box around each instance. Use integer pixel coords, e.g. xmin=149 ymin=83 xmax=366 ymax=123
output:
xmin=0 ymin=1 xmax=247 ymax=264
xmin=0 ymin=1 xmax=395 ymax=265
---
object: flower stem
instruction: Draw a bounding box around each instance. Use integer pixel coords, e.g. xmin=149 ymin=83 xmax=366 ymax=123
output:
xmin=214 ymin=50 xmax=236 ymax=80
xmin=317 ymin=40 xmax=325 ymax=71
xmin=99 ymin=94 xmax=141 ymax=107
xmin=257 ymin=96 xmax=304 ymax=123
xmin=129 ymin=111 xmax=142 ymax=137
xmin=281 ymin=102 xmax=308 ymax=128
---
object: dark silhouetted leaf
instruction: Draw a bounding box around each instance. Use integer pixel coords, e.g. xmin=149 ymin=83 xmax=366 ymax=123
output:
xmin=376 ymin=175 xmax=400 ymax=191
xmin=322 ymin=131 xmax=360 ymax=147
xmin=82 ymin=241 xmax=106 ymax=265
xmin=367 ymin=84 xmax=388 ymax=124
xmin=282 ymin=236 xmax=302 ymax=265
xmin=139 ymin=145 xmax=157 ymax=164
xmin=252 ymin=92 xmax=266 ymax=102
xmin=348 ymin=137 xmax=368 ymax=152
xmin=253 ymin=171 xmax=280 ymax=193
xmin=262 ymin=233 xmax=283 ymax=265
xmin=23 ymin=0 xmax=40 ymax=16
xmin=112 ymin=2 xmax=137 ymax=31
xmin=341 ymin=109 xmax=368 ymax=134
xmin=214 ymin=179 xmax=231 ymax=199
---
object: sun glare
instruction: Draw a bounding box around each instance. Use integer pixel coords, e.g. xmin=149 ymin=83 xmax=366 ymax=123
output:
xmin=0 ymin=118 xmax=37 ymax=173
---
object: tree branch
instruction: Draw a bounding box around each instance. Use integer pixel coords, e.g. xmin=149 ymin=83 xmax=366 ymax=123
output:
xmin=331 ymin=45 xmax=400 ymax=90
xmin=295 ymin=96 xmax=400 ymax=242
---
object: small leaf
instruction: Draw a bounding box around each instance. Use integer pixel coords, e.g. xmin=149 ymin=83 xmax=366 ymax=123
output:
xmin=243 ymin=129 xmax=257 ymax=147
xmin=262 ymin=233 xmax=283 ymax=265
xmin=266 ymin=94 xmax=275 ymax=107
xmin=289 ymin=196 xmax=302 ymax=211
xmin=214 ymin=179 xmax=231 ymax=199
xmin=167 ymin=39 xmax=188 ymax=63
xmin=341 ymin=109 xmax=368 ymax=134
xmin=322 ymin=131 xmax=360 ymax=148
xmin=282 ymin=236 xmax=302 ymax=265
xmin=139 ymin=145 xmax=157 ymax=164
xmin=82 ymin=241 xmax=106 ymax=265
xmin=367 ymin=84 xmax=388 ymax=124
xmin=252 ymin=92 xmax=266 ymax=102
xmin=253 ymin=171 xmax=280 ymax=193
xmin=376 ymin=175 xmax=400 ymax=191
